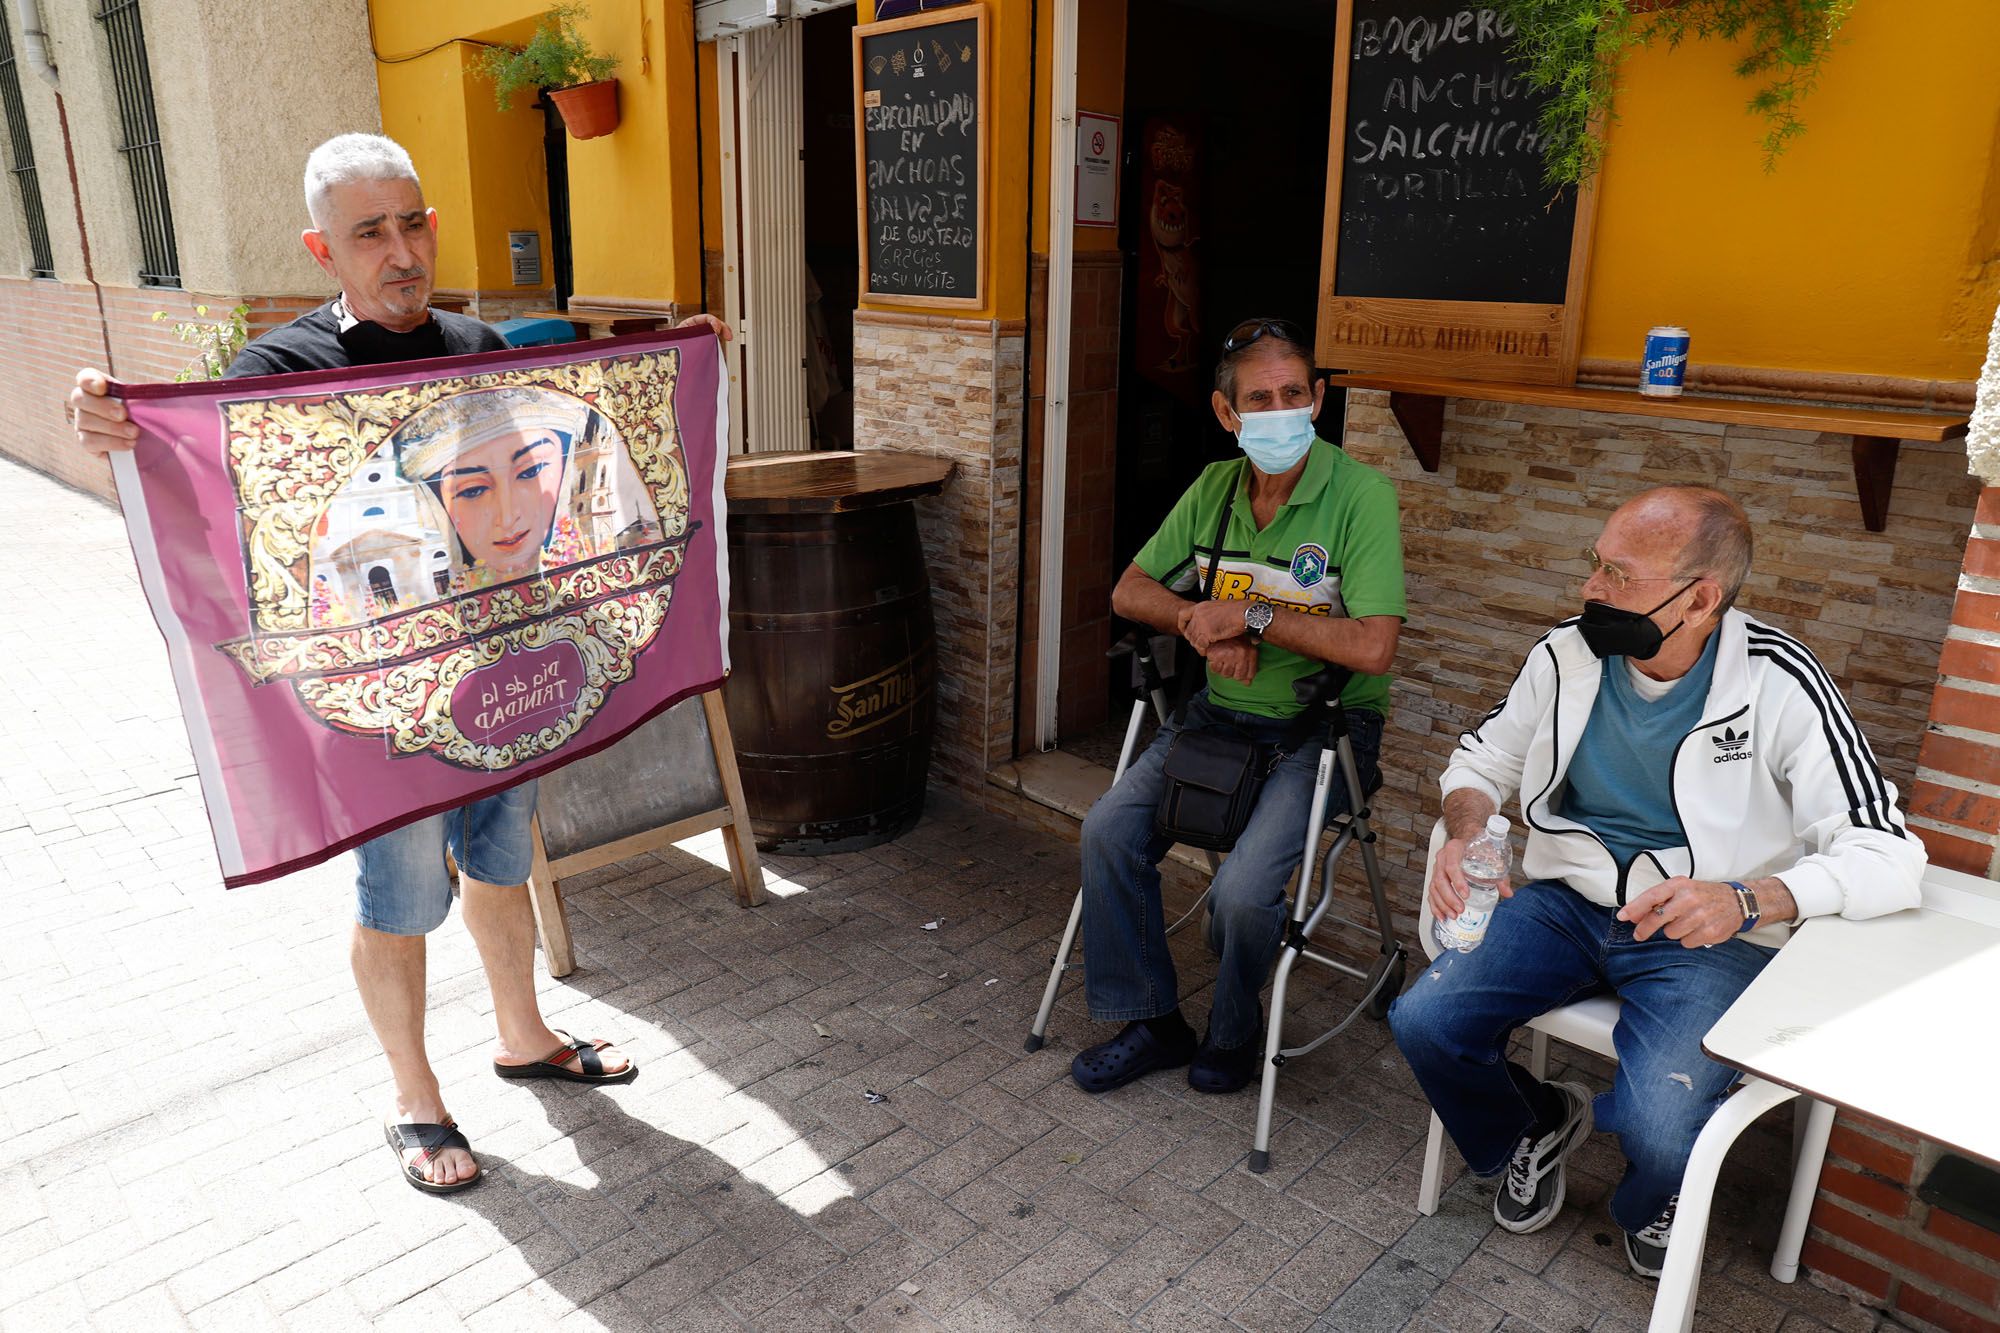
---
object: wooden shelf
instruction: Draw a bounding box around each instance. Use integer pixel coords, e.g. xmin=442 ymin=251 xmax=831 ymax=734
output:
xmin=1329 ymin=372 xmax=1971 ymax=534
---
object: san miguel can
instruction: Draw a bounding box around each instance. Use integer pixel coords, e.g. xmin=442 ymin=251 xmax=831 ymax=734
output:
xmin=1641 ymin=326 xmax=1692 ymax=397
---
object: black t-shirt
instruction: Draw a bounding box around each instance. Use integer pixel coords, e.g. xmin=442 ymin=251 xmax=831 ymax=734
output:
xmin=223 ymin=300 xmax=506 ymax=379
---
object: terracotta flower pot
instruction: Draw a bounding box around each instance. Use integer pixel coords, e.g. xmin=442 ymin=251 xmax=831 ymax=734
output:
xmin=1624 ymin=0 xmax=1687 ymax=10
xmin=548 ymin=79 xmax=620 ymax=140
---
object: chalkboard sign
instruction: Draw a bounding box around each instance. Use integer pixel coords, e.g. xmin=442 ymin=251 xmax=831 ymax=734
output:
xmin=1317 ymin=0 xmax=1601 ymax=385
xmin=853 ymin=5 xmax=987 ymax=309
xmin=524 ymin=690 xmax=763 ymax=978
xmin=535 ymin=694 xmax=727 ymax=864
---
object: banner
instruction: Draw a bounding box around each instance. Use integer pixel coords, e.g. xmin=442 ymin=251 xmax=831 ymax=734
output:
xmin=111 ymin=327 xmax=729 ymax=887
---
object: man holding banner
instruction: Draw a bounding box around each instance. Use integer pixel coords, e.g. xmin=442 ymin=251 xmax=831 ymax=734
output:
xmin=69 ymin=134 xmax=730 ymax=1195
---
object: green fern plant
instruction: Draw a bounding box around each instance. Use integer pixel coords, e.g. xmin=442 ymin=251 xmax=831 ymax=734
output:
xmin=474 ymin=3 xmax=619 ymax=113
xmin=151 ymin=303 xmax=250 ymax=382
xmin=1497 ymin=0 xmax=1857 ymax=187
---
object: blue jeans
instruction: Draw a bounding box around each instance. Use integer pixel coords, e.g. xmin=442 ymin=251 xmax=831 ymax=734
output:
xmin=1388 ymin=879 xmax=1775 ymax=1231
xmin=1079 ymin=690 xmax=1383 ymax=1051
xmin=353 ymin=780 xmax=539 ymax=936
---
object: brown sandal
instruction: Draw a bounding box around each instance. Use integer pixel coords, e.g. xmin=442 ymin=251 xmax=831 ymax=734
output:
xmin=494 ymin=1031 xmax=635 ymax=1084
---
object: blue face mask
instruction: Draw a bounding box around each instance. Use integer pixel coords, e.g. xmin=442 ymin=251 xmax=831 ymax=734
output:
xmin=1235 ymin=406 xmax=1316 ymax=474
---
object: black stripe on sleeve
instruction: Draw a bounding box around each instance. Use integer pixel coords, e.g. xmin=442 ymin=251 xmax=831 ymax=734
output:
xmin=1747 ymin=632 xmax=1904 ymax=838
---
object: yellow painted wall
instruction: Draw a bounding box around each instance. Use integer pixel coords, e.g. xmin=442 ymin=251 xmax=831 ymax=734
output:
xmin=1031 ymin=0 xmax=1127 ymax=256
xmin=372 ymin=0 xmax=703 ymax=307
xmin=855 ymin=0 xmax=1031 ymax=321
xmin=700 ymin=43 xmax=722 ymax=256
xmin=1584 ymin=1 xmax=2000 ymax=380
xmin=370 ymin=47 xmax=489 ymax=294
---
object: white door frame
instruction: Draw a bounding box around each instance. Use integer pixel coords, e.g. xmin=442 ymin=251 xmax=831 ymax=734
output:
xmin=1033 ymin=0 xmax=1080 ymax=751
xmin=715 ymin=36 xmax=749 ymax=455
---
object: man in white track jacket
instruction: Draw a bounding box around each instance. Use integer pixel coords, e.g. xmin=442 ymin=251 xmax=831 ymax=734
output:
xmin=1389 ymin=485 xmax=1925 ymax=1279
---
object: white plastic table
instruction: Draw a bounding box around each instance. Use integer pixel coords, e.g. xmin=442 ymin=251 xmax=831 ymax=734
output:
xmin=1649 ymin=864 xmax=2000 ymax=1333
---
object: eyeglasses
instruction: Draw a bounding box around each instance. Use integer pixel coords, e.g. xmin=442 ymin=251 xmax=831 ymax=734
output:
xmin=1583 ymin=548 xmax=1689 ymax=592
xmin=1222 ymin=318 xmax=1310 ymax=356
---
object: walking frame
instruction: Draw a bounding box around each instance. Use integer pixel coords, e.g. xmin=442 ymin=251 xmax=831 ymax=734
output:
xmin=1024 ymin=632 xmax=1409 ymax=1173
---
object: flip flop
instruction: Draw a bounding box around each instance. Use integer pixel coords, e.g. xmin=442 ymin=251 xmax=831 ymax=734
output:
xmin=494 ymin=1031 xmax=636 ymax=1084
xmin=384 ymin=1119 xmax=480 ymax=1194
xmin=1071 ymin=1020 xmax=1195 ymax=1094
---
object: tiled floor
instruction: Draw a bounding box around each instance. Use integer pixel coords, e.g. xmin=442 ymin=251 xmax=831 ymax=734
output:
xmin=0 ymin=455 xmax=1889 ymax=1331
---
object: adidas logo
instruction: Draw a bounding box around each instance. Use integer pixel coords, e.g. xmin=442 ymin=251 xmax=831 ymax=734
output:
xmin=1711 ymin=726 xmax=1751 ymax=763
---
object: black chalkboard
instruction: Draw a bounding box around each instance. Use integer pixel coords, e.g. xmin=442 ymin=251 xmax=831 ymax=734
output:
xmin=535 ymin=693 xmax=728 ymax=865
xmin=855 ymin=6 xmax=985 ymax=307
xmin=1334 ymin=1 xmax=1577 ymax=305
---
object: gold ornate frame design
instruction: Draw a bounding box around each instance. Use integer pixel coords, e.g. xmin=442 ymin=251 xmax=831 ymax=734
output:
xmin=212 ymin=349 xmax=698 ymax=772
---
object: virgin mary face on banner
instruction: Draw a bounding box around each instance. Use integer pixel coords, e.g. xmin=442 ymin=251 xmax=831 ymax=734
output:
xmin=303 ymin=386 xmax=663 ymax=626
xmin=394 ymin=386 xmax=588 ymax=590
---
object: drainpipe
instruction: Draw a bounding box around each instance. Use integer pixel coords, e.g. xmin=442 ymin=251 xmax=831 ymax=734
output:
xmin=15 ymin=0 xmax=117 ymax=373
xmin=14 ymin=0 xmax=54 ymax=83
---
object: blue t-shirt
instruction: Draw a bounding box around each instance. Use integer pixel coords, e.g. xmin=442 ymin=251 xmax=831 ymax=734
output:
xmin=1558 ymin=632 xmax=1721 ymax=871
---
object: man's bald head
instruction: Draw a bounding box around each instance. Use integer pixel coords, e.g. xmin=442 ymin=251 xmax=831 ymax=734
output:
xmin=1614 ymin=485 xmax=1753 ymax=613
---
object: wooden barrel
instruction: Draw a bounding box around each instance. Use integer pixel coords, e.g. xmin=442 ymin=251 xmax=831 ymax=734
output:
xmin=723 ymin=451 xmax=953 ymax=854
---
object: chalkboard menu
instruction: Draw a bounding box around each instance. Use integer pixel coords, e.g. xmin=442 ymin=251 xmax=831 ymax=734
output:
xmin=854 ymin=5 xmax=987 ymax=309
xmin=1317 ymin=0 xmax=1601 ymax=385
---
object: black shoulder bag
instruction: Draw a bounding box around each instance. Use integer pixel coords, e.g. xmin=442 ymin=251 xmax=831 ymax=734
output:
xmin=1153 ymin=477 xmax=1279 ymax=853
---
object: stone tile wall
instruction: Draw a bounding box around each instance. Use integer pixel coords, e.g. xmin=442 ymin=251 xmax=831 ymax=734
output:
xmin=852 ymin=311 xmax=1026 ymax=792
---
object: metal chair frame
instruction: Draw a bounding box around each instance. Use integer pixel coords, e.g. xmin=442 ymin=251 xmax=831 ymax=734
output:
xmin=1024 ymin=634 xmax=1409 ymax=1174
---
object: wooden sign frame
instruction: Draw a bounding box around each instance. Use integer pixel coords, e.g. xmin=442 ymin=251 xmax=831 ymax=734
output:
xmin=1315 ymin=0 xmax=1602 ymax=386
xmin=525 ymin=689 xmax=764 ymax=978
xmin=853 ymin=3 xmax=989 ymax=310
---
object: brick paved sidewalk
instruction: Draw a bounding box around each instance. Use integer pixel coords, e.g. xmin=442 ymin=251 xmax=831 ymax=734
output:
xmin=0 ymin=455 xmax=1886 ymax=1332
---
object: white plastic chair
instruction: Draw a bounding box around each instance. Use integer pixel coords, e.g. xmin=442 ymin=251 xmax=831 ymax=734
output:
xmin=1411 ymin=819 xmax=1832 ymax=1333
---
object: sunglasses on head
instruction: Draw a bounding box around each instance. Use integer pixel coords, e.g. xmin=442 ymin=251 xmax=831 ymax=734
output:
xmin=1222 ymin=318 xmax=1310 ymax=356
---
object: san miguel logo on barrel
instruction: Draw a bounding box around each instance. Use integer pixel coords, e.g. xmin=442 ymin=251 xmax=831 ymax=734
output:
xmin=825 ymin=650 xmax=931 ymax=741
xmin=212 ymin=351 xmax=695 ymax=772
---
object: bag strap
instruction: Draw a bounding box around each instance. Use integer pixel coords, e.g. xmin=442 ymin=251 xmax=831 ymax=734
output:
xmin=1173 ymin=467 xmax=1244 ymax=725
xmin=1198 ymin=464 xmax=1241 ymax=601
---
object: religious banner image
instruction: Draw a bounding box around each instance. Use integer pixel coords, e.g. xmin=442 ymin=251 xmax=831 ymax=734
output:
xmin=111 ymin=327 xmax=730 ymax=887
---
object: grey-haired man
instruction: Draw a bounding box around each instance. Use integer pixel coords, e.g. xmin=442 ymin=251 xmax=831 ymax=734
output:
xmin=69 ymin=133 xmax=729 ymax=1194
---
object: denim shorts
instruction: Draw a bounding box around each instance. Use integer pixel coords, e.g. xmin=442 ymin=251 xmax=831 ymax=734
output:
xmin=353 ymin=780 xmax=539 ymax=935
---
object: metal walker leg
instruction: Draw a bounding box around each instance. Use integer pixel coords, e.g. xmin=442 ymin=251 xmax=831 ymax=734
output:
xmin=1249 ymin=682 xmax=1407 ymax=1173
xmin=1026 ymin=637 xmax=1208 ymax=1051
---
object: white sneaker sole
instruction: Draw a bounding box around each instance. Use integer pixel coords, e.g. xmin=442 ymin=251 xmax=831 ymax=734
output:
xmin=1493 ymin=1082 xmax=1594 ymax=1236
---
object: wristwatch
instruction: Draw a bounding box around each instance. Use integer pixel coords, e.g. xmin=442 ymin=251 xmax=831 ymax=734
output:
xmin=1242 ymin=601 xmax=1275 ymax=641
xmin=1728 ymin=881 xmax=1761 ymax=933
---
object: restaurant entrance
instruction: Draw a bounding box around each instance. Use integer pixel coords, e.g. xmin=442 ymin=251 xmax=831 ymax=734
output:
xmin=1070 ymin=0 xmax=1342 ymax=761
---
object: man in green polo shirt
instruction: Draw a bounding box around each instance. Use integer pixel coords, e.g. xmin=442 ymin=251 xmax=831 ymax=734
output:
xmin=1071 ymin=317 xmax=1407 ymax=1096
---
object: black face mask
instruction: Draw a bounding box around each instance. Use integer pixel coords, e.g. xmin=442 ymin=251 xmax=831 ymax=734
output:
xmin=1578 ymin=581 xmax=1696 ymax=661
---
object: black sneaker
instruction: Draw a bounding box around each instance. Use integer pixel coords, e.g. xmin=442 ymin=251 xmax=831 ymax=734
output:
xmin=1624 ymin=1195 xmax=1677 ymax=1278
xmin=1493 ymin=1080 xmax=1593 ymax=1234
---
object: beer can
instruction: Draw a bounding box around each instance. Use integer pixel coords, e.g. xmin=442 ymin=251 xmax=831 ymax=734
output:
xmin=1641 ymin=326 xmax=1691 ymax=397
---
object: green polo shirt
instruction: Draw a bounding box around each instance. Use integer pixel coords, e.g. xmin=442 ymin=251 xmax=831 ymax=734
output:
xmin=1134 ymin=438 xmax=1405 ymax=719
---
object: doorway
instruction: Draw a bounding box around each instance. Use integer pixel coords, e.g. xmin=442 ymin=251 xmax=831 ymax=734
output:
xmin=712 ymin=6 xmax=860 ymax=454
xmin=1065 ymin=0 xmax=1342 ymax=769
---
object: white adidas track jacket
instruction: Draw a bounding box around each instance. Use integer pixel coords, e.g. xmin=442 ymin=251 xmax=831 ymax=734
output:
xmin=1441 ymin=610 xmax=1927 ymax=945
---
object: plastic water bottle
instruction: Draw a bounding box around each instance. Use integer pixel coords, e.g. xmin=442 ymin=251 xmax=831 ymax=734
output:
xmin=1434 ymin=814 xmax=1511 ymax=954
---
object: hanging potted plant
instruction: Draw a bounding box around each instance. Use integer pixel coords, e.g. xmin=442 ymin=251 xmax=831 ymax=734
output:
xmin=1496 ymin=0 xmax=1856 ymax=187
xmin=475 ymin=2 xmax=622 ymax=140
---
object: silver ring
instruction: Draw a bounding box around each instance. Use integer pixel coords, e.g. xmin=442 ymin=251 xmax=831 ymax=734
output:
xmin=1654 ymin=906 xmax=1666 ymax=916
